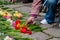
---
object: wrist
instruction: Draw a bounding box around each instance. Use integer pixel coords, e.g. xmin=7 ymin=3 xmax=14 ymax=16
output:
xmin=30 ymin=14 xmax=38 ymax=18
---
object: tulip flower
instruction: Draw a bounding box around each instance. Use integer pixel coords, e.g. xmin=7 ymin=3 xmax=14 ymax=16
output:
xmin=2 ymin=16 xmax=7 ymax=19
xmin=15 ymin=26 xmax=20 ymax=30
xmin=4 ymin=36 xmax=13 ymax=40
xmin=11 ymin=20 xmax=32 ymax=35
xmin=20 ymin=24 xmax=32 ymax=35
xmin=27 ymin=30 xmax=32 ymax=35
xmin=7 ymin=19 xmax=13 ymax=26
xmin=12 ymin=21 xmax=16 ymax=27
xmin=15 ymin=23 xmax=20 ymax=30
xmin=22 ymin=25 xmax=27 ymax=29
xmin=7 ymin=13 xmax=12 ymax=19
xmin=11 ymin=20 xmax=20 ymax=30
xmin=2 ymin=12 xmax=7 ymax=19
xmin=14 ymin=20 xmax=20 ymax=30
xmin=15 ymin=20 xmax=20 ymax=24
xmin=21 ymin=28 xmax=27 ymax=33
xmin=20 ymin=24 xmax=27 ymax=33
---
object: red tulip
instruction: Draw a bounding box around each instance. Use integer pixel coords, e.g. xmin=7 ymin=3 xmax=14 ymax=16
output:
xmin=15 ymin=23 xmax=20 ymax=30
xmin=15 ymin=20 xmax=20 ymax=24
xmin=12 ymin=20 xmax=20 ymax=30
xmin=15 ymin=26 xmax=20 ymax=30
xmin=27 ymin=31 xmax=32 ymax=35
xmin=22 ymin=25 xmax=27 ymax=29
xmin=21 ymin=28 xmax=27 ymax=33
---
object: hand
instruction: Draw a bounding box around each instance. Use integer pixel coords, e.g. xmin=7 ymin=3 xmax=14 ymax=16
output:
xmin=26 ymin=16 xmax=35 ymax=25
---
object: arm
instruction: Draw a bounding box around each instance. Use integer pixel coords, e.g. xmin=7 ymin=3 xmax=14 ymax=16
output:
xmin=30 ymin=0 xmax=42 ymax=17
xmin=26 ymin=0 xmax=42 ymax=24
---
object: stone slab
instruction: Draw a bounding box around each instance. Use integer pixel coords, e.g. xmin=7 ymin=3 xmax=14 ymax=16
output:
xmin=43 ymin=28 xmax=60 ymax=37
xmin=40 ymin=24 xmax=53 ymax=29
xmin=28 ymin=32 xmax=51 ymax=40
xmin=4 ymin=5 xmax=22 ymax=8
xmin=49 ymin=38 xmax=60 ymax=40
xmin=14 ymin=6 xmax=31 ymax=13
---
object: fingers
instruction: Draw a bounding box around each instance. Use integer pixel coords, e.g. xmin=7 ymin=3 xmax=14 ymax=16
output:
xmin=26 ymin=19 xmax=30 ymax=25
xmin=26 ymin=19 xmax=33 ymax=25
xmin=26 ymin=17 xmax=35 ymax=25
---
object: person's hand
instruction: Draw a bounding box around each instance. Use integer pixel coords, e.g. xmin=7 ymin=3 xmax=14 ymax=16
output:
xmin=26 ymin=16 xmax=35 ymax=25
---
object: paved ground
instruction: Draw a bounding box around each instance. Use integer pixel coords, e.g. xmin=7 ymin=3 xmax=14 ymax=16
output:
xmin=3 ymin=3 xmax=60 ymax=40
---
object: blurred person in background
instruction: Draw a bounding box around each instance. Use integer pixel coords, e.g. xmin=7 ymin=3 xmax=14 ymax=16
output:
xmin=26 ymin=0 xmax=59 ymax=26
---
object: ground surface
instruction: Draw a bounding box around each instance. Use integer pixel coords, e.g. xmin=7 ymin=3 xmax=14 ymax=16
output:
xmin=2 ymin=3 xmax=60 ymax=40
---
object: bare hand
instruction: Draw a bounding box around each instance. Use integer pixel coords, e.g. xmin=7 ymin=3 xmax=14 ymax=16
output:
xmin=26 ymin=17 xmax=35 ymax=25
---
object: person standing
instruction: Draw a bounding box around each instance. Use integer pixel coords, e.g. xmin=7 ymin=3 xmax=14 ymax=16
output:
xmin=26 ymin=0 xmax=58 ymax=25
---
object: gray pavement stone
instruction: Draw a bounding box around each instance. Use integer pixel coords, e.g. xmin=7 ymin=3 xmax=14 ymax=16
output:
xmin=21 ymin=3 xmax=32 ymax=7
xmin=3 ymin=3 xmax=32 ymax=8
xmin=40 ymin=24 xmax=53 ymax=29
xmin=49 ymin=38 xmax=60 ymax=40
xmin=28 ymin=32 xmax=51 ymax=40
xmin=4 ymin=5 xmax=23 ymax=8
xmin=14 ymin=6 xmax=31 ymax=13
xmin=3 ymin=4 xmax=31 ymax=14
xmin=43 ymin=28 xmax=60 ymax=37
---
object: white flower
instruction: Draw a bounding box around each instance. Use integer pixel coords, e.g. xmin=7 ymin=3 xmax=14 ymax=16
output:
xmin=7 ymin=19 xmax=13 ymax=25
xmin=4 ymin=36 xmax=13 ymax=40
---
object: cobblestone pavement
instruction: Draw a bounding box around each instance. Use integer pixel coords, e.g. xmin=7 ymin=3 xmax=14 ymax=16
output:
xmin=3 ymin=3 xmax=60 ymax=40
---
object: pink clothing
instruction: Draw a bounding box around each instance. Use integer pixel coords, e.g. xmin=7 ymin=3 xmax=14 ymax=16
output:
xmin=30 ymin=0 xmax=42 ymax=15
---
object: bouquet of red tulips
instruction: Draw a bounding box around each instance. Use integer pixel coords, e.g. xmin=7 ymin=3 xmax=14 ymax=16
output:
xmin=12 ymin=20 xmax=32 ymax=35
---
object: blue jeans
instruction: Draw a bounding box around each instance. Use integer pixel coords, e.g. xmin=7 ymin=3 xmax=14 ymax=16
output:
xmin=43 ymin=0 xmax=58 ymax=24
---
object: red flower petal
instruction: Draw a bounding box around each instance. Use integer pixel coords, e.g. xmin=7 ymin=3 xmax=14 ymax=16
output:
xmin=22 ymin=25 xmax=28 ymax=29
xmin=15 ymin=26 xmax=20 ymax=30
xmin=21 ymin=28 xmax=27 ymax=33
xmin=22 ymin=27 xmax=27 ymax=29
xmin=15 ymin=20 xmax=20 ymax=24
xmin=27 ymin=31 xmax=32 ymax=35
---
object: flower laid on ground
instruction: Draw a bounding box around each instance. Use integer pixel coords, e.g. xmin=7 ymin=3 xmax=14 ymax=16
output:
xmin=27 ymin=30 xmax=32 ymax=35
xmin=2 ymin=11 xmax=12 ymax=19
xmin=0 ymin=10 xmax=23 ymax=19
xmin=21 ymin=25 xmax=32 ymax=35
xmin=20 ymin=25 xmax=27 ymax=33
xmin=12 ymin=20 xmax=32 ymax=35
xmin=13 ymin=20 xmax=21 ymax=30
xmin=11 ymin=20 xmax=21 ymax=29
xmin=7 ymin=19 xmax=13 ymax=25
xmin=4 ymin=36 xmax=13 ymax=40
xmin=13 ymin=11 xmax=23 ymax=18
xmin=2 ymin=11 xmax=8 ymax=19
xmin=12 ymin=21 xmax=16 ymax=27
xmin=7 ymin=13 xmax=12 ymax=19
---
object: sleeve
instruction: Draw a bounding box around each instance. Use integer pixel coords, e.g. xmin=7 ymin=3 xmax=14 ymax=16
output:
xmin=30 ymin=0 xmax=42 ymax=16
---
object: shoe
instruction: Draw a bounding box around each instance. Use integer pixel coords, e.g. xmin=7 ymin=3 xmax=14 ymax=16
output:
xmin=40 ymin=19 xmax=48 ymax=24
xmin=59 ymin=23 xmax=60 ymax=27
